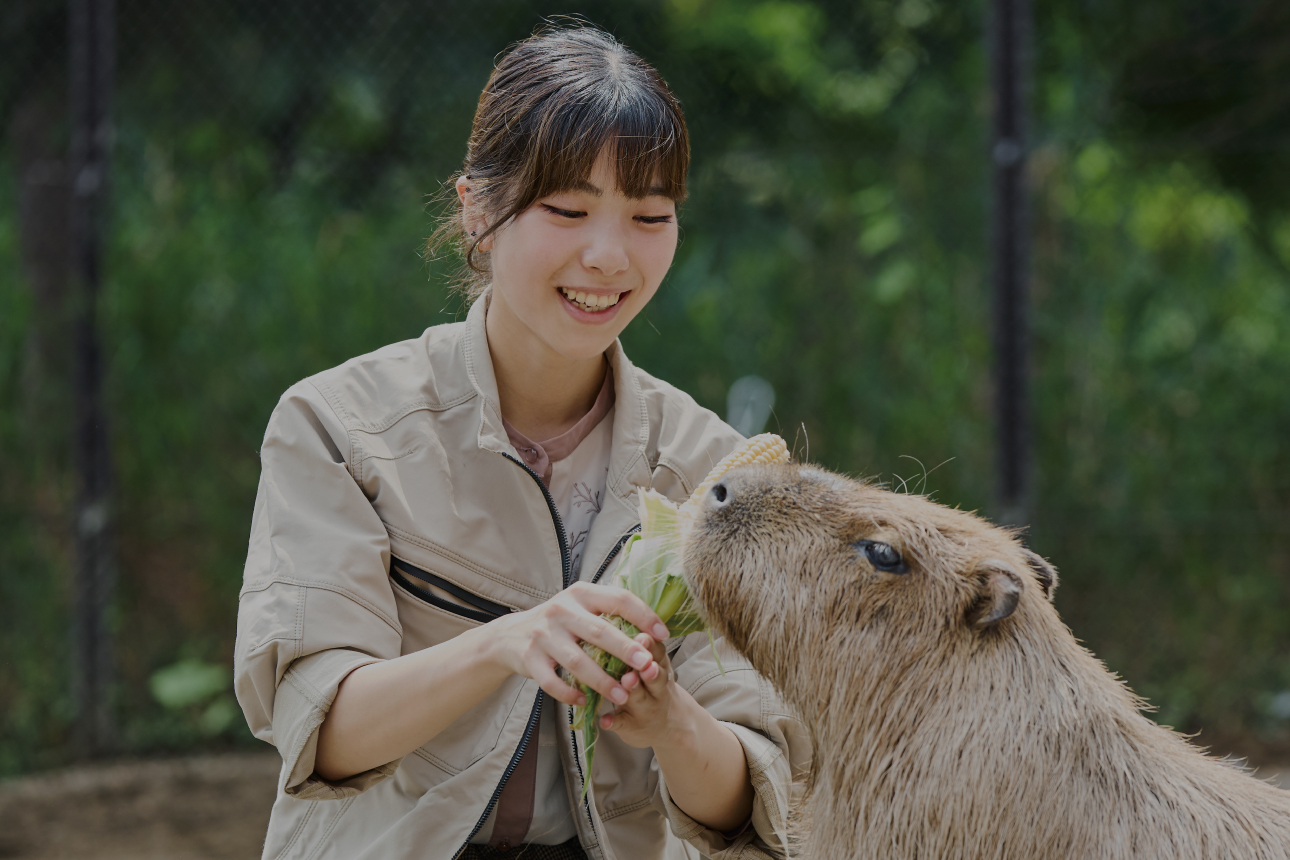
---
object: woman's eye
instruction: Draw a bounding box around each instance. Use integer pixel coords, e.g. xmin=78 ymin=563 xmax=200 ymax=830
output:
xmin=541 ymin=204 xmax=585 ymax=219
xmin=635 ymin=215 xmax=673 ymax=225
xmin=854 ymin=540 xmax=907 ymax=573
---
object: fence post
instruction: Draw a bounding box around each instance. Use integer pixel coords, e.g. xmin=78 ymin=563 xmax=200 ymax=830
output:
xmin=988 ymin=0 xmax=1032 ymax=526
xmin=68 ymin=0 xmax=117 ymax=755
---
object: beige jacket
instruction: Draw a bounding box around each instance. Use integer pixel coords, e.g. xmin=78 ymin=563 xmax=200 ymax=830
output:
xmin=234 ymin=296 xmax=809 ymax=860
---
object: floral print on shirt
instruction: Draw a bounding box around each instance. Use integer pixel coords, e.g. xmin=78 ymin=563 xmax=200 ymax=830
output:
xmin=567 ymin=468 xmax=607 ymax=574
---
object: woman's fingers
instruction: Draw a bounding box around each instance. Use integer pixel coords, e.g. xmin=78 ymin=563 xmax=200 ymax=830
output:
xmin=530 ymin=661 xmax=586 ymax=707
xmin=636 ymin=634 xmax=671 ymax=695
xmin=554 ymin=639 xmax=630 ymax=705
xmin=566 ymin=608 xmax=655 ymax=677
xmin=569 ymin=582 xmax=669 ymax=642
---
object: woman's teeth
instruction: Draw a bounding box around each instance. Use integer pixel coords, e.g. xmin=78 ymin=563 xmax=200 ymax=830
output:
xmin=559 ymin=287 xmax=622 ymax=312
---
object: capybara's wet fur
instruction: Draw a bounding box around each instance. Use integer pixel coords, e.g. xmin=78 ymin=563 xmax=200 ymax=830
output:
xmin=683 ymin=464 xmax=1290 ymax=860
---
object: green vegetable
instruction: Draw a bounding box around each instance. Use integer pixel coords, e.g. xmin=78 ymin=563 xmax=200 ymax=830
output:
xmin=569 ymin=490 xmax=707 ymax=793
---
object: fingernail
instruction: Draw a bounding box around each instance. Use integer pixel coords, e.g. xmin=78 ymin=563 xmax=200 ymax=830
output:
xmin=653 ymin=624 xmax=669 ymax=640
xmin=610 ymin=687 xmax=628 ymax=704
xmin=630 ymin=650 xmax=650 ymax=670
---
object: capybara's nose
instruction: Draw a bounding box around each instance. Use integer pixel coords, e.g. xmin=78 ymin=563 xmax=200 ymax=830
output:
xmin=707 ymin=481 xmax=733 ymax=510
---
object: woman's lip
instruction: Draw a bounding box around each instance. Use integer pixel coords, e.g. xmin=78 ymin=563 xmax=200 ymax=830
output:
xmin=559 ymin=287 xmax=629 ymax=297
xmin=558 ymin=288 xmax=630 ymax=324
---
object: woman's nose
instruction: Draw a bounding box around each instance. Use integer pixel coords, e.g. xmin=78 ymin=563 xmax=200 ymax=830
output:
xmin=582 ymin=228 xmax=629 ymax=276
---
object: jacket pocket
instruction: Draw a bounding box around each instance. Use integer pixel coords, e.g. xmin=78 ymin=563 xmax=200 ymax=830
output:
xmin=390 ymin=556 xmax=511 ymax=624
xmin=388 ymin=558 xmax=524 ymax=776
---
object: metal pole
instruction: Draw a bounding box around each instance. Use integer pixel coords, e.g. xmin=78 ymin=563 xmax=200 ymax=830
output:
xmin=989 ymin=0 xmax=1032 ymax=526
xmin=68 ymin=0 xmax=116 ymax=755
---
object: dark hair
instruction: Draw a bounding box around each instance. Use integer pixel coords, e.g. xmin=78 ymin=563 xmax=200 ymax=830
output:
xmin=427 ymin=25 xmax=690 ymax=298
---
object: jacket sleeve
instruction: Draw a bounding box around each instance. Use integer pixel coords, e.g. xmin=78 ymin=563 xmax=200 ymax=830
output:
xmin=656 ymin=635 xmax=812 ymax=860
xmin=234 ymin=380 xmax=405 ymax=800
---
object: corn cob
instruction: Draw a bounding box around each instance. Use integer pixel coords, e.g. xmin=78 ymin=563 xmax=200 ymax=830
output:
xmin=571 ymin=433 xmax=790 ymax=790
xmin=679 ymin=432 xmax=790 ymax=524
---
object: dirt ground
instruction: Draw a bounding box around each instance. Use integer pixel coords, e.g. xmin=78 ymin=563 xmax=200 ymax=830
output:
xmin=0 ymin=752 xmax=1285 ymax=859
xmin=0 ymin=752 xmax=279 ymax=860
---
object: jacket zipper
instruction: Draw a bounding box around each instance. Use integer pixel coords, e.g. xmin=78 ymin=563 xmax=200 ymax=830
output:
xmin=455 ymin=452 xmax=576 ymax=858
xmin=502 ymin=453 xmax=573 ymax=586
xmin=589 ymin=526 xmax=641 ymax=586
xmin=391 ymin=558 xmax=511 ymax=624
xmin=453 ymin=690 xmax=545 ymax=857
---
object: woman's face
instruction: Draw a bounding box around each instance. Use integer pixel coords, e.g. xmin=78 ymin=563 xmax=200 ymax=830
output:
xmin=468 ymin=147 xmax=679 ymax=362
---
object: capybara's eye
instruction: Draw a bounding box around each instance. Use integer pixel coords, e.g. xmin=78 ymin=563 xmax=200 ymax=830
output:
xmin=854 ymin=540 xmax=908 ymax=573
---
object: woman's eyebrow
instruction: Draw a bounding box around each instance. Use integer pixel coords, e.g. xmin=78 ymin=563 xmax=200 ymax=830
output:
xmin=567 ymin=179 xmax=603 ymax=197
xmin=558 ymin=180 xmax=671 ymax=199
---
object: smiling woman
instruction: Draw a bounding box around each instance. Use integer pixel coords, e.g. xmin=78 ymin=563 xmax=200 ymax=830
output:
xmin=428 ymin=26 xmax=689 ymax=301
xmin=234 ymin=22 xmax=806 ymax=860
xmin=463 ymin=148 xmax=680 ymax=397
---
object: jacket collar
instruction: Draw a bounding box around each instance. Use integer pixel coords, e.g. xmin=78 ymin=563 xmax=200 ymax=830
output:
xmin=460 ymin=291 xmax=653 ymax=515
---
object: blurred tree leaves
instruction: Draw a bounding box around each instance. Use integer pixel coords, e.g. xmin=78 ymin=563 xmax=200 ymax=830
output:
xmin=0 ymin=0 xmax=1287 ymax=772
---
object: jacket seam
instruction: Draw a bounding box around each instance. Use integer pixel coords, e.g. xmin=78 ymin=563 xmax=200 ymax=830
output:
xmin=607 ymin=447 xmax=651 ymax=502
xmin=294 ymin=584 xmax=307 ymax=661
xmin=255 ymin=576 xmax=402 ymax=636
xmin=359 ymin=445 xmax=423 ymax=463
xmin=302 ymin=797 xmax=355 ymax=860
xmin=283 ymin=665 xmax=329 ymax=709
xmin=351 ymin=430 xmax=364 ymax=482
xmin=303 ymin=379 xmax=357 ymax=471
xmin=599 ymin=795 xmax=654 ymax=821
xmin=355 ymin=394 xmax=479 ymax=433
xmin=760 ymin=674 xmax=770 ymax=734
xmin=410 ymin=746 xmax=461 ymax=776
xmin=684 ymin=666 xmax=759 ymax=697
xmin=271 ymin=800 xmax=317 ymax=860
xmin=652 ymin=457 xmax=694 ymax=497
xmin=311 ymin=379 xmax=356 ymax=432
xmin=387 ymin=524 xmax=549 ymax=601
xmin=313 ymin=374 xmax=478 ymax=434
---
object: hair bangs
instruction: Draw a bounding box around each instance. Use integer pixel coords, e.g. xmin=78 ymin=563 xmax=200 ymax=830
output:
xmin=520 ymin=80 xmax=689 ymax=207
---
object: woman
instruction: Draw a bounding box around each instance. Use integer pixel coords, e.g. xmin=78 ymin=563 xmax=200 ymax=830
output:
xmin=234 ymin=25 xmax=807 ymax=860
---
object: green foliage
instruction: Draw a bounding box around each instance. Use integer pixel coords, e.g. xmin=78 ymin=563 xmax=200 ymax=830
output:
xmin=149 ymin=659 xmax=239 ymax=739
xmin=149 ymin=659 xmax=229 ymax=710
xmin=1 ymin=0 xmax=1288 ymax=773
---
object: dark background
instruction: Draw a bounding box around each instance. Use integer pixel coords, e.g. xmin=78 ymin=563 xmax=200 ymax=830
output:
xmin=2 ymin=0 xmax=1288 ymax=775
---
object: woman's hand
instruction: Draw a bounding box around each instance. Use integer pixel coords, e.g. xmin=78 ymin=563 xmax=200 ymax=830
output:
xmin=316 ymin=583 xmax=664 ymax=784
xmin=597 ymin=633 xmax=694 ymax=750
xmin=601 ymin=633 xmax=757 ymax=834
xmin=486 ymin=581 xmax=669 ymax=709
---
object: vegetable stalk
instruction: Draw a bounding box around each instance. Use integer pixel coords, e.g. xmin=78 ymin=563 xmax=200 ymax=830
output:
xmin=570 ymin=433 xmax=790 ymax=790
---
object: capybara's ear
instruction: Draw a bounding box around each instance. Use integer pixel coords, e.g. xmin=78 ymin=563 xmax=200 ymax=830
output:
xmin=1022 ymin=548 xmax=1058 ymax=602
xmin=968 ymin=560 xmax=1024 ymax=628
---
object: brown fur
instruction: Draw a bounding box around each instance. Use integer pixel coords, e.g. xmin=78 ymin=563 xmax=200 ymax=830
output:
xmin=682 ymin=464 xmax=1290 ymax=860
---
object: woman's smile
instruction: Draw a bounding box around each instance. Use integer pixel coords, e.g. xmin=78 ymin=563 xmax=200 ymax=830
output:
xmin=558 ymin=286 xmax=632 ymax=321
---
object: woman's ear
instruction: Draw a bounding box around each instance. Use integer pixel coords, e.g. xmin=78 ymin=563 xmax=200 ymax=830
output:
xmin=455 ymin=175 xmax=491 ymax=250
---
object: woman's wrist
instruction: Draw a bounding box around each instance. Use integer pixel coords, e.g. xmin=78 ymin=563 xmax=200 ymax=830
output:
xmin=454 ymin=620 xmax=522 ymax=688
xmin=647 ymin=684 xmax=705 ymax=757
xmin=651 ymin=690 xmax=755 ymax=833
xmin=317 ymin=624 xmax=518 ymax=782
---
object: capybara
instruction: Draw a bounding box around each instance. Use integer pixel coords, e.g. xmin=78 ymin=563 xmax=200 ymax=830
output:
xmin=681 ymin=463 xmax=1290 ymax=860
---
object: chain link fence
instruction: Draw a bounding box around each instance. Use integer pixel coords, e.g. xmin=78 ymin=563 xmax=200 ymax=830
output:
xmin=2 ymin=0 xmax=1289 ymax=772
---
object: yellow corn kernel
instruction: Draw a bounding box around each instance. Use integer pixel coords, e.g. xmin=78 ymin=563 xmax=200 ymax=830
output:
xmin=684 ymin=433 xmax=790 ymax=509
